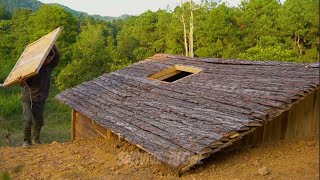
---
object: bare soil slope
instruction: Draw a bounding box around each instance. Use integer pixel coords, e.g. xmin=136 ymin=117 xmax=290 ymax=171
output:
xmin=0 ymin=138 xmax=318 ymax=180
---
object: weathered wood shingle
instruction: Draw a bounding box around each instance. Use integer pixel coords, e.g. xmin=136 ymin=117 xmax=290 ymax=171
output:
xmin=56 ymin=54 xmax=319 ymax=171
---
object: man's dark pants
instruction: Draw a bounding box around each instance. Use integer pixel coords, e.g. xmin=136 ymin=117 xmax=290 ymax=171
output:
xmin=22 ymin=101 xmax=45 ymax=142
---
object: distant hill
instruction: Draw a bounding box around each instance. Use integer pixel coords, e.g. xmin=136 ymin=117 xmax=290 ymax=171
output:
xmin=49 ymin=3 xmax=118 ymax=21
xmin=0 ymin=0 xmax=129 ymax=21
xmin=0 ymin=0 xmax=42 ymax=12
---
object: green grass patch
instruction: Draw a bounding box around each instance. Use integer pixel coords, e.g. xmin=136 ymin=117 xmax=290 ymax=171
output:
xmin=0 ymin=87 xmax=21 ymax=118
xmin=0 ymin=172 xmax=10 ymax=180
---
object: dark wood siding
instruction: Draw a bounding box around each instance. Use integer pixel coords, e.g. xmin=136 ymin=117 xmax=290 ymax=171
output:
xmin=72 ymin=110 xmax=118 ymax=141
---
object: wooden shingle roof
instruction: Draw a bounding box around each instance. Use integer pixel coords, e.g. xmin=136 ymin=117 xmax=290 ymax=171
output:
xmin=56 ymin=54 xmax=319 ymax=172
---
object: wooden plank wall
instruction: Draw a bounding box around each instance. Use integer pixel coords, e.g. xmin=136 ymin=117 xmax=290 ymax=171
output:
xmin=241 ymin=89 xmax=319 ymax=146
xmin=71 ymin=110 xmax=118 ymax=141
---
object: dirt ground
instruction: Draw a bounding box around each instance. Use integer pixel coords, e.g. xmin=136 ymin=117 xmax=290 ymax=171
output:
xmin=0 ymin=138 xmax=318 ymax=180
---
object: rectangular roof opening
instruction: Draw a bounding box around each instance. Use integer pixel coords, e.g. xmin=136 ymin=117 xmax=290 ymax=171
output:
xmin=148 ymin=65 xmax=202 ymax=82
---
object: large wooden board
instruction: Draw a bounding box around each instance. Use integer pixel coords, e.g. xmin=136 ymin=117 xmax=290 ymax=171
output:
xmin=2 ymin=27 xmax=62 ymax=87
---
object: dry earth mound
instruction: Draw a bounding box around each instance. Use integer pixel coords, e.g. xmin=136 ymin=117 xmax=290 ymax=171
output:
xmin=0 ymin=138 xmax=318 ymax=180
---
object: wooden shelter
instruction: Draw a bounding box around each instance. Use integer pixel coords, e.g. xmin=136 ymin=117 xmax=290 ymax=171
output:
xmin=56 ymin=54 xmax=319 ymax=172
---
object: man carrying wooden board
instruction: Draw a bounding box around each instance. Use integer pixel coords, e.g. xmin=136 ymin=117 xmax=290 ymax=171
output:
xmin=17 ymin=45 xmax=60 ymax=147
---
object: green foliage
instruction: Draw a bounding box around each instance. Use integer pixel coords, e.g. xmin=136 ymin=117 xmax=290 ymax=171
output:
xmin=0 ymin=87 xmax=21 ymax=118
xmin=10 ymin=8 xmax=32 ymax=60
xmin=195 ymin=3 xmax=240 ymax=58
xmin=0 ymin=86 xmax=24 ymax=147
xmin=0 ymin=5 xmax=11 ymax=19
xmin=117 ymin=10 xmax=182 ymax=62
xmin=0 ymin=20 xmax=14 ymax=81
xmin=29 ymin=5 xmax=78 ymax=48
xmin=57 ymin=23 xmax=112 ymax=90
xmin=277 ymin=0 xmax=319 ymax=61
xmin=239 ymin=45 xmax=297 ymax=62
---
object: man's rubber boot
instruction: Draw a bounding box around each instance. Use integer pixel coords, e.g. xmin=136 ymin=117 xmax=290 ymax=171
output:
xmin=32 ymin=127 xmax=42 ymax=145
xmin=32 ymin=138 xmax=41 ymax=145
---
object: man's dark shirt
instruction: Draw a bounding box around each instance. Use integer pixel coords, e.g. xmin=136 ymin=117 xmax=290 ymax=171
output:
xmin=21 ymin=54 xmax=60 ymax=103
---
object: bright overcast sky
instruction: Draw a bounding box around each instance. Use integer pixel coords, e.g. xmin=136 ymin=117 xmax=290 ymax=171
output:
xmin=38 ymin=0 xmax=242 ymax=17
